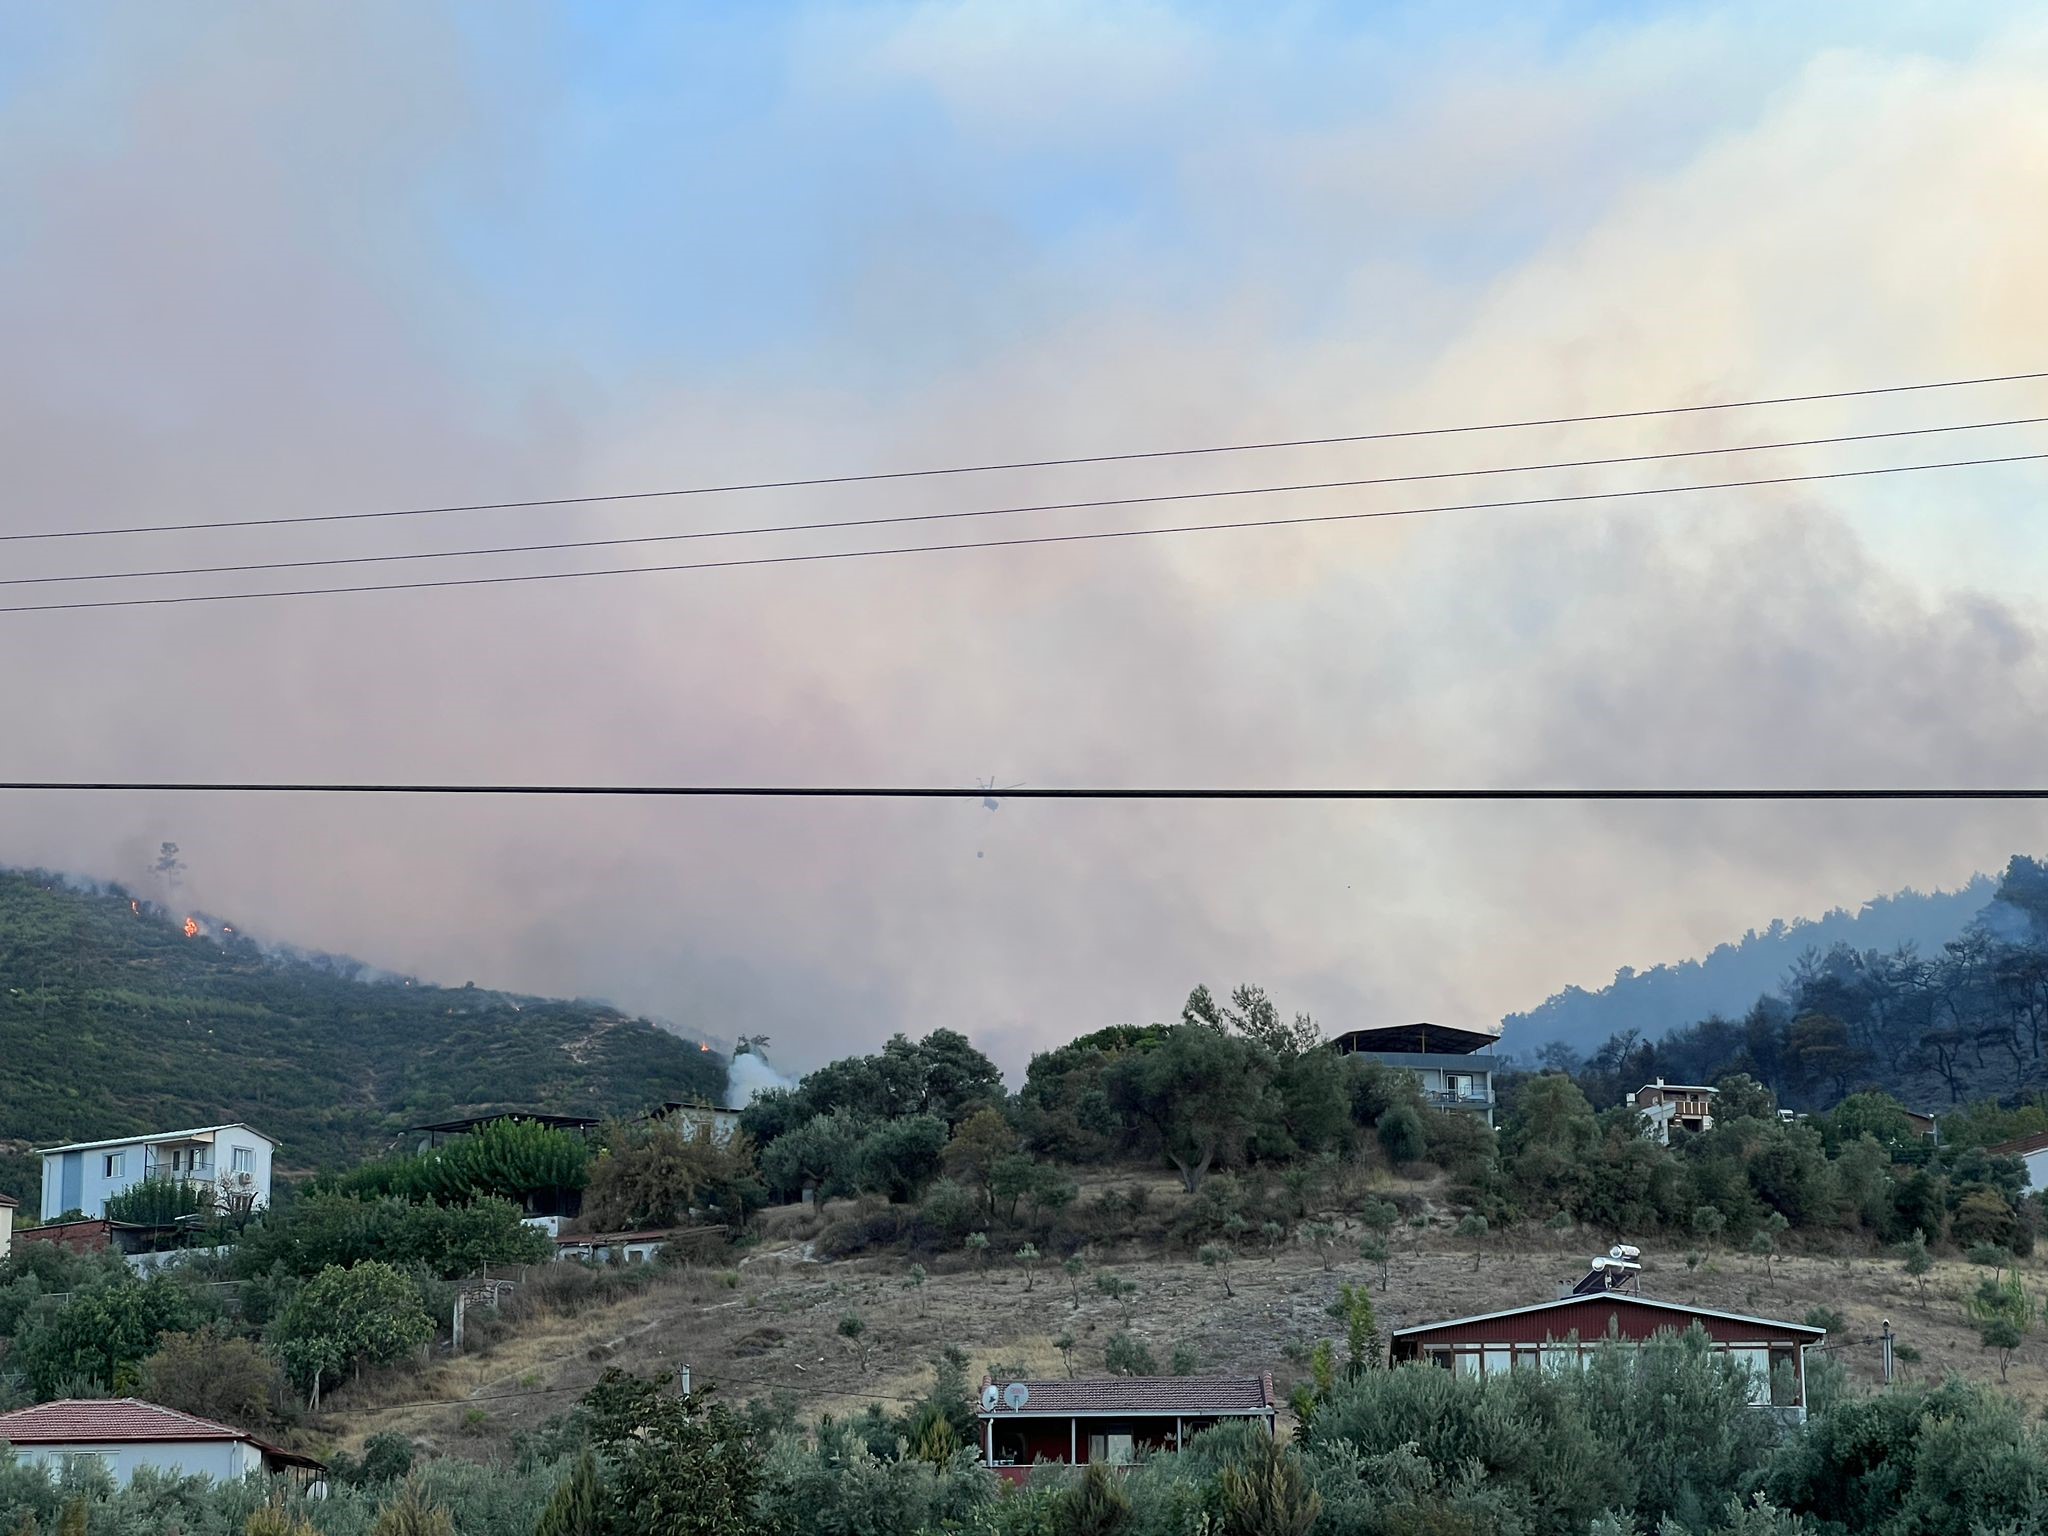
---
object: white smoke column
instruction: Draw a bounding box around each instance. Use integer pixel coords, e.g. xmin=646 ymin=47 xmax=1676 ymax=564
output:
xmin=726 ymin=1049 xmax=797 ymax=1109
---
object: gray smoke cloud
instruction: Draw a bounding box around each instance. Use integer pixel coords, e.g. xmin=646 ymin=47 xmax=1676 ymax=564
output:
xmin=4 ymin=6 xmax=2048 ymax=1078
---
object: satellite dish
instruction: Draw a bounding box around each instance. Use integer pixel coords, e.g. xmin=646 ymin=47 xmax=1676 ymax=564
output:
xmin=980 ymin=1385 xmax=999 ymax=1411
xmin=1002 ymin=1382 xmax=1030 ymax=1412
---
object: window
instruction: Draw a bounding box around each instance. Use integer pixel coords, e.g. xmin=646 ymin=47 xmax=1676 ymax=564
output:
xmin=232 ymin=1147 xmax=254 ymax=1175
xmin=1725 ymin=1346 xmax=1771 ymax=1406
xmin=60 ymin=1452 xmax=108 ymax=1477
xmin=103 ymin=1152 xmax=125 ymax=1179
xmin=1482 ymin=1346 xmax=1513 ymax=1377
xmin=1541 ymin=1343 xmax=1579 ymax=1374
xmin=1087 ymin=1433 xmax=1135 ymax=1465
xmin=1452 ymin=1350 xmax=1482 ymax=1378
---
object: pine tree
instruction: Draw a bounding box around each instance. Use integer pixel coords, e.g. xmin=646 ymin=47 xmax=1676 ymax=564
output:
xmin=1058 ymin=1463 xmax=1133 ymax=1536
xmin=1218 ymin=1439 xmax=1322 ymax=1536
xmin=534 ymin=1452 xmax=606 ymax=1536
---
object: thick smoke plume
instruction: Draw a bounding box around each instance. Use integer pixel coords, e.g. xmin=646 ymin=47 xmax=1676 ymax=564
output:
xmin=726 ymin=1049 xmax=798 ymax=1110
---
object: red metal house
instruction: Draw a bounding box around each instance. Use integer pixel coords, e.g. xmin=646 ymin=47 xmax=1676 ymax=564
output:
xmin=1390 ymin=1291 xmax=1826 ymax=1419
xmin=977 ymin=1375 xmax=1276 ymax=1482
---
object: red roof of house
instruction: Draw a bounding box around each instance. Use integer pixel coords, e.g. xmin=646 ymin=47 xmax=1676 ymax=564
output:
xmin=0 ymin=1400 xmax=322 ymax=1468
xmin=1985 ymin=1130 xmax=2048 ymax=1158
xmin=977 ymin=1374 xmax=1275 ymax=1418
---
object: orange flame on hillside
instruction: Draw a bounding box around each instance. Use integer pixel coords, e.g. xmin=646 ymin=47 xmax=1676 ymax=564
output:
xmin=183 ymin=917 xmax=200 ymax=939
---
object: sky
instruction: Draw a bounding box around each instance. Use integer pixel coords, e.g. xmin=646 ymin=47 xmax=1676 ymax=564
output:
xmin=3 ymin=1 xmax=2047 ymax=1078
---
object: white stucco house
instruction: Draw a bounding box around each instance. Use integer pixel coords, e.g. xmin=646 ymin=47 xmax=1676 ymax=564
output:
xmin=1988 ymin=1129 xmax=2048 ymax=1189
xmin=0 ymin=1399 xmax=323 ymax=1488
xmin=35 ymin=1124 xmax=276 ymax=1222
xmin=0 ymin=1191 xmax=15 ymax=1260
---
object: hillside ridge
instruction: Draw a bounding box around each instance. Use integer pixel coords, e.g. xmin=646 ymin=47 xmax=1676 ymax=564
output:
xmin=0 ymin=867 xmax=726 ymax=1203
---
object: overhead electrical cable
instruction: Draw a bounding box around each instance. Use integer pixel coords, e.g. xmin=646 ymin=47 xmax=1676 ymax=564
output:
xmin=0 ymin=783 xmax=2042 ymax=800
xmin=1 ymin=449 xmax=2041 ymax=615
xmin=11 ymin=414 xmax=2043 ymax=592
xmin=5 ymin=367 xmax=2043 ymax=545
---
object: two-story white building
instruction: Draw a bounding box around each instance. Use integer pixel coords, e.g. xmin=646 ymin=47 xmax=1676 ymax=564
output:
xmin=35 ymin=1123 xmax=276 ymax=1222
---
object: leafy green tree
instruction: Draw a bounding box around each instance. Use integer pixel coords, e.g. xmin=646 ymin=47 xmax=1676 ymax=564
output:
xmin=905 ymin=1263 xmax=928 ymax=1316
xmin=1376 ymin=1105 xmax=1427 ymax=1166
xmin=1455 ymin=1212 xmax=1488 ymax=1267
xmin=579 ymin=1369 xmax=763 ymax=1536
xmin=139 ymin=1324 xmax=285 ymax=1431
xmin=1103 ymin=1332 xmax=1157 ymax=1376
xmin=269 ymin=1261 xmax=432 ymax=1408
xmin=1095 ymin=1272 xmax=1137 ymax=1323
xmin=1899 ymin=1228 xmax=1933 ymax=1301
xmin=1104 ymin=1025 xmax=1271 ymax=1193
xmin=336 ymin=1118 xmax=589 ymax=1209
xmin=1063 ymin=1253 xmax=1088 ymax=1307
xmin=11 ymin=1272 xmax=204 ymax=1397
xmin=585 ymin=1120 xmax=764 ymax=1230
xmin=1014 ymin=1243 xmax=1041 ymax=1290
xmin=1199 ymin=1243 xmax=1236 ymax=1297
xmin=1328 ymin=1283 xmax=1380 ymax=1376
xmin=1358 ymin=1235 xmax=1390 ymax=1291
xmin=940 ymin=1109 xmax=1021 ymax=1221
xmin=837 ymin=1312 xmax=872 ymax=1372
xmin=851 ymin=1115 xmax=947 ymax=1203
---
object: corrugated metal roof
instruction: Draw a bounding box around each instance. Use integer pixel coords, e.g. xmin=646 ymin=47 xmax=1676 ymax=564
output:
xmin=976 ymin=1375 xmax=1274 ymax=1418
xmin=1390 ymin=1291 xmax=1825 ymax=1341
xmin=33 ymin=1123 xmax=275 ymax=1156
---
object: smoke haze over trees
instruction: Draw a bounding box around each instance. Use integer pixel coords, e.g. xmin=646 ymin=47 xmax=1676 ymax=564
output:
xmin=1502 ymin=875 xmax=1997 ymax=1061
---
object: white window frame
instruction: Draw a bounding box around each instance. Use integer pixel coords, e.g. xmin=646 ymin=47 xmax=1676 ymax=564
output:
xmin=232 ymin=1146 xmax=254 ymax=1175
xmin=103 ymin=1152 xmax=125 ymax=1179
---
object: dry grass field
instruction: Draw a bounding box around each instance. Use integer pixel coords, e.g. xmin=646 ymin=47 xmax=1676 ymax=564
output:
xmin=322 ymin=1166 xmax=2048 ymax=1462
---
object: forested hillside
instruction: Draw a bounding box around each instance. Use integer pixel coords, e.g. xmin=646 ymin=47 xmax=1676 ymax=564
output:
xmin=0 ymin=869 xmax=725 ymax=1203
xmin=1502 ymin=874 xmax=1997 ymax=1059
xmin=1550 ymin=856 xmax=2048 ymax=1115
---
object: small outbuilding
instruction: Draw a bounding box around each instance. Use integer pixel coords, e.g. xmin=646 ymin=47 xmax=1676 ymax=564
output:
xmin=0 ymin=1399 xmax=324 ymax=1488
xmin=976 ymin=1374 xmax=1276 ymax=1482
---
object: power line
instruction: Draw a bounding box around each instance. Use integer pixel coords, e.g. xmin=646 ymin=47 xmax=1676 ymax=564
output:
xmin=15 ymin=414 xmax=2043 ymax=592
xmin=0 ymin=783 xmax=2043 ymax=799
xmin=3 ymin=449 xmax=2041 ymax=616
xmin=7 ymin=367 xmax=2044 ymax=545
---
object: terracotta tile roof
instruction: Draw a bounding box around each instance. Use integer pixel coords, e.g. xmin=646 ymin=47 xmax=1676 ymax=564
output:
xmin=0 ymin=1399 xmax=250 ymax=1444
xmin=0 ymin=1400 xmax=324 ymax=1471
xmin=1985 ymin=1130 xmax=2048 ymax=1158
xmin=978 ymin=1375 xmax=1275 ymax=1417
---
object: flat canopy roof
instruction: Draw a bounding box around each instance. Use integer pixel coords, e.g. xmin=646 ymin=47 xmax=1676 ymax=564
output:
xmin=406 ymin=1111 xmax=602 ymax=1136
xmin=1333 ymin=1023 xmax=1500 ymax=1056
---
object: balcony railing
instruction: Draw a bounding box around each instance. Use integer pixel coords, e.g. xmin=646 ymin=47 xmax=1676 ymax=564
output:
xmin=140 ymin=1163 xmax=216 ymax=1186
xmin=1423 ymin=1090 xmax=1495 ymax=1109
